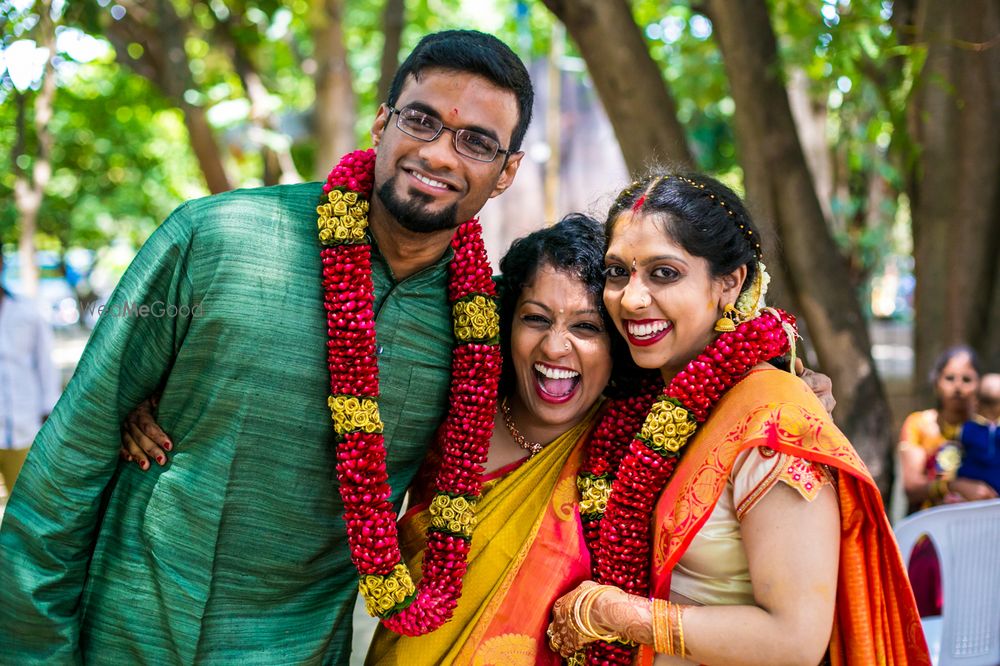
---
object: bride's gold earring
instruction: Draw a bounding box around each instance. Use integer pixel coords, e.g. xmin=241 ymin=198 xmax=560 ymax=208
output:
xmin=714 ymin=304 xmax=738 ymax=332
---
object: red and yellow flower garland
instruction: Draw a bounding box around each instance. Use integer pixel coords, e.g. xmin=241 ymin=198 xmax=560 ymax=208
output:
xmin=575 ymin=308 xmax=796 ymax=664
xmin=318 ymin=149 xmax=502 ymax=635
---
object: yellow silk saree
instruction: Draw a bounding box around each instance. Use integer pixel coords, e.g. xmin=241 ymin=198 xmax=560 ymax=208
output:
xmin=366 ymin=405 xmax=600 ymax=665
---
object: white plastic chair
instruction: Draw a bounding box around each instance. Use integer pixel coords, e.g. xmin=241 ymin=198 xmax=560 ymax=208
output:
xmin=894 ymin=498 xmax=1000 ymax=666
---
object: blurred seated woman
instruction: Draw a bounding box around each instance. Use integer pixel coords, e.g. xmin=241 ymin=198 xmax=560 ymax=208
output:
xmin=899 ymin=345 xmax=981 ymax=513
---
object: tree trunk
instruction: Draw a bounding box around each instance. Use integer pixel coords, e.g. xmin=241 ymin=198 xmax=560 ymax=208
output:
xmin=311 ymin=0 xmax=356 ymax=179
xmin=11 ymin=1 xmax=57 ymax=297
xmin=216 ymin=11 xmax=302 ymax=186
xmin=905 ymin=0 xmax=1000 ymax=390
xmin=540 ymin=0 xmax=693 ymax=171
xmin=105 ymin=0 xmax=232 ymax=193
xmin=705 ymin=0 xmax=894 ymax=494
xmin=376 ymin=0 xmax=405 ymax=106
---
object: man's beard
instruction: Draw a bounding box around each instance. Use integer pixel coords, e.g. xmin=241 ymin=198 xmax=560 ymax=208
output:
xmin=376 ymin=177 xmax=461 ymax=234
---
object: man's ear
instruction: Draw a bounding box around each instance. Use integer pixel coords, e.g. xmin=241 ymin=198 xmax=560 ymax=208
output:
xmin=489 ymin=151 xmax=525 ymax=199
xmin=371 ymin=104 xmax=390 ymax=148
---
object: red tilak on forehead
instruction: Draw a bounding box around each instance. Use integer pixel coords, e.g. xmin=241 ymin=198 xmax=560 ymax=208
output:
xmin=632 ymin=194 xmax=646 ymax=211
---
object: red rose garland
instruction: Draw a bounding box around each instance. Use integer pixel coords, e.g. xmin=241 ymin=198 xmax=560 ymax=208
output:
xmin=575 ymin=308 xmax=796 ymax=664
xmin=318 ymin=149 xmax=501 ymax=635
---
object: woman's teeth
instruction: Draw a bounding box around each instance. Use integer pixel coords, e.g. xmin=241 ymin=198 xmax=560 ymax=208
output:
xmin=534 ymin=364 xmax=579 ymax=398
xmin=627 ymin=320 xmax=670 ymax=338
xmin=534 ymin=363 xmax=579 ymax=380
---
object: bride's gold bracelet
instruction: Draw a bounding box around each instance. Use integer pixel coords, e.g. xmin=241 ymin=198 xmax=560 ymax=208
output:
xmin=571 ymin=584 xmax=621 ymax=642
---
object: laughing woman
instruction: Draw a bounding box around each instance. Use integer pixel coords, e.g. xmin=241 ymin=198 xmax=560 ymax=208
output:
xmin=365 ymin=213 xmax=621 ymax=664
xmin=547 ymin=173 xmax=929 ymax=666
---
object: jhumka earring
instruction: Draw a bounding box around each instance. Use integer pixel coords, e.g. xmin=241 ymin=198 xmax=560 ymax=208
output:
xmin=714 ymin=304 xmax=739 ymax=332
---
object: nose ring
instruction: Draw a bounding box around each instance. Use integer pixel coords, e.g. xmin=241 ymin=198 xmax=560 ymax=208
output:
xmin=564 ymin=341 xmax=571 ymax=351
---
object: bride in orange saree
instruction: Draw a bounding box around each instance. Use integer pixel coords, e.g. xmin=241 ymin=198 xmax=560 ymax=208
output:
xmin=546 ymin=172 xmax=929 ymax=666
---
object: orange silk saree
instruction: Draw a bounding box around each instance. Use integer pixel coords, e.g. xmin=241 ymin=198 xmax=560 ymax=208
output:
xmin=639 ymin=368 xmax=929 ymax=665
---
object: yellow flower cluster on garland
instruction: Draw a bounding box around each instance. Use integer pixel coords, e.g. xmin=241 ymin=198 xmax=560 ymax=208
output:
xmin=453 ymin=294 xmax=500 ymax=343
xmin=428 ymin=493 xmax=478 ymax=537
xmin=328 ymin=395 xmax=383 ymax=436
xmin=317 ymin=190 xmax=369 ymax=245
xmin=358 ymin=563 xmax=416 ymax=617
xmin=577 ymin=474 xmax=611 ymax=515
xmin=639 ymin=399 xmax=698 ymax=455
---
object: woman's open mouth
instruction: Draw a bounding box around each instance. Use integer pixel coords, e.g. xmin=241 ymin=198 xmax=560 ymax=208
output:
xmin=533 ymin=363 xmax=580 ymax=403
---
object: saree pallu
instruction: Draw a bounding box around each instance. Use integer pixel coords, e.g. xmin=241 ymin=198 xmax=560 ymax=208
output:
xmin=365 ymin=405 xmax=599 ymax=665
xmin=637 ymin=368 xmax=929 ymax=665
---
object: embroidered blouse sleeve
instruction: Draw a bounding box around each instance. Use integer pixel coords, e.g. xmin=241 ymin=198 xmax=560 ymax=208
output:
xmin=732 ymin=447 xmax=833 ymax=521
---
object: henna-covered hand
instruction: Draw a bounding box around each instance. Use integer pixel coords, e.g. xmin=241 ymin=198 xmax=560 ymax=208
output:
xmin=547 ymin=581 xmax=598 ymax=657
xmin=119 ymin=395 xmax=172 ymax=470
xmin=547 ymin=582 xmax=652 ymax=658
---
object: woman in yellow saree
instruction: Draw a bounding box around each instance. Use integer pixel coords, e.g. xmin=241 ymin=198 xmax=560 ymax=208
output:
xmin=546 ymin=172 xmax=929 ymax=665
xmin=367 ymin=213 xmax=616 ymax=665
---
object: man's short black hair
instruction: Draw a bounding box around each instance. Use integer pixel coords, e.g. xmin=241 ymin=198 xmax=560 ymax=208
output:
xmin=387 ymin=30 xmax=534 ymax=154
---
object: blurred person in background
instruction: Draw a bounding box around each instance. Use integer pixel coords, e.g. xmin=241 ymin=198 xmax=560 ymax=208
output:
xmin=898 ymin=345 xmax=981 ymax=513
xmin=898 ymin=345 xmax=981 ymax=617
xmin=947 ymin=372 xmax=1000 ymax=501
xmin=0 ymin=252 xmax=60 ymax=499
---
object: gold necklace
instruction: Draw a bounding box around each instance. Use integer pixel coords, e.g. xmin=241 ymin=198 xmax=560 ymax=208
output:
xmin=500 ymin=396 xmax=544 ymax=457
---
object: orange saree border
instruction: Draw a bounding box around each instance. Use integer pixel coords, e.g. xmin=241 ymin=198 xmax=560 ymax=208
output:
xmin=638 ymin=368 xmax=929 ymax=666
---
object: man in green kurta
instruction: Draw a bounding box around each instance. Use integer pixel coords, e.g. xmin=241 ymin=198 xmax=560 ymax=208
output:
xmin=0 ymin=31 xmax=530 ymax=664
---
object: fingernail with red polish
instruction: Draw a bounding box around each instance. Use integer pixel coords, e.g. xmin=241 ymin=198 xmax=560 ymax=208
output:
xmin=156 ymin=455 xmax=165 ymax=465
xmin=163 ymin=441 xmax=173 ymax=451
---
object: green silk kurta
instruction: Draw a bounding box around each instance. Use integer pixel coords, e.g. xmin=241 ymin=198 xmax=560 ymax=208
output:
xmin=0 ymin=183 xmax=456 ymax=665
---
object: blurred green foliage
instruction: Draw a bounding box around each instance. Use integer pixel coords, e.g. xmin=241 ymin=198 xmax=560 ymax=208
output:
xmin=2 ymin=0 xmax=920 ymax=305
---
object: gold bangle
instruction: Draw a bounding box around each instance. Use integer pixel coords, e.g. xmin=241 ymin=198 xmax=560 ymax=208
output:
xmin=652 ymin=598 xmax=670 ymax=653
xmin=677 ymin=603 xmax=686 ymax=659
xmin=571 ymin=585 xmax=620 ymax=642
xmin=666 ymin=601 xmax=675 ymax=656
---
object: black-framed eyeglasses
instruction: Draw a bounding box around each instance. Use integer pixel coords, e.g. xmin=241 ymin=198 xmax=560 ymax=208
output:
xmin=387 ymin=105 xmax=512 ymax=163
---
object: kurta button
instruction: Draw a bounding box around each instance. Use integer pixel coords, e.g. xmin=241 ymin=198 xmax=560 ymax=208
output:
xmin=376 ymin=345 xmax=384 ymax=355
